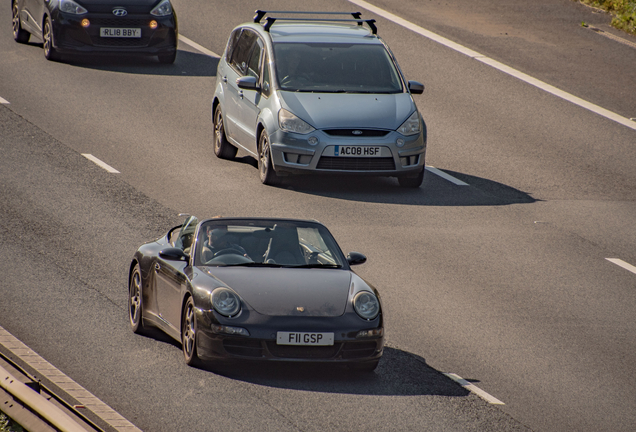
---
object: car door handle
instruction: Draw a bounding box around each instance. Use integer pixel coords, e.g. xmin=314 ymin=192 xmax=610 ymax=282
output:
xmin=222 ymin=76 xmax=227 ymax=83
xmin=154 ymin=263 xmax=161 ymax=271
xmin=238 ymin=90 xmax=244 ymax=99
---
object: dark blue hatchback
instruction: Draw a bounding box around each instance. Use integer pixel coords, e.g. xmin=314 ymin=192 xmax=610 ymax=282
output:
xmin=11 ymin=0 xmax=178 ymax=63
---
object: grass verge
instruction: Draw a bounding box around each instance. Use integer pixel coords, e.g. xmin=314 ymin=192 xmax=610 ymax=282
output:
xmin=576 ymin=0 xmax=636 ymax=35
xmin=0 ymin=413 xmax=25 ymax=432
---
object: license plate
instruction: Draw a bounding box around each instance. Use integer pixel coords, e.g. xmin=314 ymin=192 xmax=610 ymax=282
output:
xmin=277 ymin=332 xmax=334 ymax=346
xmin=334 ymin=145 xmax=382 ymax=157
xmin=100 ymin=28 xmax=141 ymax=38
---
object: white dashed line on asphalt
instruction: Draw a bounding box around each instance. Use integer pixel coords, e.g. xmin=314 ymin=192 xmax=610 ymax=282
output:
xmin=0 ymin=325 xmax=142 ymax=432
xmin=81 ymin=154 xmax=120 ymax=173
xmin=179 ymin=34 xmax=220 ymax=58
xmin=606 ymin=258 xmax=636 ymax=275
xmin=444 ymin=373 xmax=506 ymax=405
xmin=0 ymin=96 xmax=9 ymax=104
xmin=348 ymin=0 xmax=636 ymax=132
xmin=425 ymin=166 xmax=469 ymax=186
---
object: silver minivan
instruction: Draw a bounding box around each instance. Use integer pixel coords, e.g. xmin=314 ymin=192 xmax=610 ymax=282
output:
xmin=212 ymin=11 xmax=427 ymax=187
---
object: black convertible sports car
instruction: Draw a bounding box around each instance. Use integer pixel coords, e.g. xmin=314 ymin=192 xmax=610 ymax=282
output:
xmin=11 ymin=0 xmax=178 ymax=63
xmin=128 ymin=216 xmax=384 ymax=371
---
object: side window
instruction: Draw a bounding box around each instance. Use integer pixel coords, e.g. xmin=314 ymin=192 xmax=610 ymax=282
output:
xmin=261 ymin=51 xmax=271 ymax=97
xmin=229 ymin=30 xmax=257 ymax=75
xmin=246 ymin=39 xmax=263 ymax=80
xmin=225 ymin=29 xmax=242 ymax=63
xmin=173 ymin=216 xmax=199 ymax=254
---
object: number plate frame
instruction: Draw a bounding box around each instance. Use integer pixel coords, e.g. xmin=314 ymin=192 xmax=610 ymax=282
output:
xmin=276 ymin=332 xmax=334 ymax=346
xmin=100 ymin=28 xmax=141 ymax=38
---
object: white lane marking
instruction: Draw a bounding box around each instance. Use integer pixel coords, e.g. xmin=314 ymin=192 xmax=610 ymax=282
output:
xmin=81 ymin=153 xmax=120 ymax=173
xmin=179 ymin=34 xmax=220 ymax=58
xmin=606 ymin=258 xmax=636 ymax=275
xmin=0 ymin=325 xmax=142 ymax=432
xmin=444 ymin=373 xmax=506 ymax=405
xmin=0 ymin=96 xmax=9 ymax=104
xmin=348 ymin=0 xmax=636 ymax=132
xmin=426 ymin=166 xmax=469 ymax=185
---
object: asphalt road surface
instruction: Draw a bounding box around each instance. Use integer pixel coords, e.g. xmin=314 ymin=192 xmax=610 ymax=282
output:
xmin=1 ymin=0 xmax=635 ymax=431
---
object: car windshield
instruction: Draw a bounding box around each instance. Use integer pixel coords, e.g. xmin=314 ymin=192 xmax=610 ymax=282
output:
xmin=195 ymin=219 xmax=346 ymax=268
xmin=274 ymin=43 xmax=403 ymax=93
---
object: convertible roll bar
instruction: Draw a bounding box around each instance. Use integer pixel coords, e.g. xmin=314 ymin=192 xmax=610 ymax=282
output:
xmin=253 ymin=10 xmax=377 ymax=34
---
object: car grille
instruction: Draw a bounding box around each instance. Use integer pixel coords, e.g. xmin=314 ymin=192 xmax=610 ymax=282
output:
xmin=341 ymin=341 xmax=378 ymax=359
xmin=324 ymin=129 xmax=390 ymax=137
xmin=90 ymin=18 xmax=149 ymax=27
xmin=266 ymin=342 xmax=341 ymax=359
xmin=316 ymin=157 xmax=396 ymax=171
xmin=223 ymin=339 xmax=264 ymax=357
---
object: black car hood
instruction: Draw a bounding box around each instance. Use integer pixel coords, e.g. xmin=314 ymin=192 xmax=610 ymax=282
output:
xmin=77 ymin=0 xmax=162 ymax=13
xmin=205 ymin=267 xmax=352 ymax=317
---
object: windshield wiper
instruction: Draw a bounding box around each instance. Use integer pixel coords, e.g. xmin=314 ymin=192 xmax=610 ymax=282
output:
xmin=206 ymin=262 xmax=284 ymax=268
xmin=285 ymin=264 xmax=342 ymax=269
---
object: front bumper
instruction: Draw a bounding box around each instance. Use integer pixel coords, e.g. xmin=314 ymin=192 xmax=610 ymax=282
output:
xmin=195 ymin=308 xmax=384 ymax=364
xmin=269 ymin=128 xmax=426 ymax=177
xmin=51 ymin=12 xmax=177 ymax=55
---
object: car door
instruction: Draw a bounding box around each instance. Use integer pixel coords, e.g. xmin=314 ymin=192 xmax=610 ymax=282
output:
xmin=223 ymin=29 xmax=258 ymax=148
xmin=154 ymin=216 xmax=197 ymax=332
xmin=235 ymin=38 xmax=265 ymax=154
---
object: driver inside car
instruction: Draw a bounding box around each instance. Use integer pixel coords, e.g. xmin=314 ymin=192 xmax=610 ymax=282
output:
xmin=202 ymin=227 xmax=249 ymax=262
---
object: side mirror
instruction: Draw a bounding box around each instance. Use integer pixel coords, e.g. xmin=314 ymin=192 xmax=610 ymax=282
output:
xmin=408 ymin=80 xmax=424 ymax=95
xmin=347 ymin=252 xmax=367 ymax=266
xmin=237 ymin=76 xmax=259 ymax=90
xmin=159 ymin=247 xmax=190 ymax=262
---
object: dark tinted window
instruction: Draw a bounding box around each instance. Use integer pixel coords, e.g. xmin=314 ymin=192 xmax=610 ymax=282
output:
xmin=230 ymin=30 xmax=258 ymax=75
xmin=246 ymin=39 xmax=263 ymax=79
xmin=262 ymin=52 xmax=271 ymax=97
xmin=225 ymin=29 xmax=241 ymax=63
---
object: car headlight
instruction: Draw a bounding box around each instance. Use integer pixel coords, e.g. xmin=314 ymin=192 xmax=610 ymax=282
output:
xmin=353 ymin=291 xmax=380 ymax=320
xmin=150 ymin=0 xmax=172 ymax=17
xmin=279 ymin=109 xmax=315 ymax=134
xmin=397 ymin=111 xmax=421 ymax=136
xmin=211 ymin=288 xmax=241 ymax=317
xmin=60 ymin=0 xmax=87 ymax=14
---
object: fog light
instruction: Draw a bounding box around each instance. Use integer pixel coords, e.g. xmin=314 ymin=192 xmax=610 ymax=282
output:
xmin=396 ymin=138 xmax=405 ymax=147
xmin=81 ymin=19 xmax=90 ymax=28
xmin=307 ymin=136 xmax=318 ymax=146
xmin=150 ymin=20 xmax=158 ymax=29
xmin=211 ymin=324 xmax=249 ymax=336
xmin=356 ymin=328 xmax=383 ymax=338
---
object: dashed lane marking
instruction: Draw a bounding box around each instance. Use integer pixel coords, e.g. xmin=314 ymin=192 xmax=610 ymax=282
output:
xmin=0 ymin=96 xmax=9 ymax=104
xmin=179 ymin=35 xmax=220 ymax=58
xmin=348 ymin=0 xmax=636 ymax=132
xmin=0 ymin=325 xmax=142 ymax=432
xmin=606 ymin=258 xmax=636 ymax=275
xmin=82 ymin=154 xmax=120 ymax=173
xmin=426 ymin=166 xmax=469 ymax=185
xmin=444 ymin=373 xmax=506 ymax=405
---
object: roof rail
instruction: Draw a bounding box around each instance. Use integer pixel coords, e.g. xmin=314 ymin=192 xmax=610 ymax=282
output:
xmin=253 ymin=10 xmax=377 ymax=34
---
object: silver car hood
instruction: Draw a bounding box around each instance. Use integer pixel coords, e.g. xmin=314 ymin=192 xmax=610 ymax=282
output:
xmin=206 ymin=267 xmax=352 ymax=317
xmin=280 ymin=92 xmax=415 ymax=130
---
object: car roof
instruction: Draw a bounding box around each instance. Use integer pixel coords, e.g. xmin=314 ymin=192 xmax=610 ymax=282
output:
xmin=199 ymin=216 xmax=323 ymax=226
xmin=265 ymin=22 xmax=381 ymax=44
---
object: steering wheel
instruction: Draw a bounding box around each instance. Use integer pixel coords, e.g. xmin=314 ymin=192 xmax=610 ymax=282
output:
xmin=213 ymin=248 xmax=245 ymax=258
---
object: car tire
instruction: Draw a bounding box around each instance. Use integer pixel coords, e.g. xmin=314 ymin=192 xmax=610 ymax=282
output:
xmin=158 ymin=51 xmax=176 ymax=64
xmin=129 ymin=264 xmax=148 ymax=335
xmin=258 ymin=129 xmax=279 ymax=186
xmin=182 ymin=297 xmax=201 ymax=367
xmin=398 ymin=167 xmax=425 ymax=188
xmin=12 ymin=1 xmax=30 ymax=43
xmin=213 ymin=106 xmax=238 ymax=159
xmin=349 ymin=360 xmax=380 ymax=372
xmin=42 ymin=17 xmax=60 ymax=61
